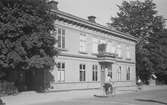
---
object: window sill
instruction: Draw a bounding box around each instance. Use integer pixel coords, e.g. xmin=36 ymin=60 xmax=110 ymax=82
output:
xmin=126 ymin=58 xmax=131 ymax=60
xmin=79 ymin=51 xmax=88 ymax=54
xmin=116 ymin=56 xmax=123 ymax=59
xmin=91 ymin=53 xmax=98 ymax=56
xmin=92 ymin=80 xmax=98 ymax=82
xmin=56 ymin=47 xmax=68 ymax=51
xmin=57 ymin=81 xmax=65 ymax=83
xmin=126 ymin=80 xmax=131 ymax=81
xmin=79 ymin=81 xmax=86 ymax=82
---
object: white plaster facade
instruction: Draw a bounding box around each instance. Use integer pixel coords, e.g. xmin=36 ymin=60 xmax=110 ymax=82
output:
xmin=49 ymin=8 xmax=138 ymax=91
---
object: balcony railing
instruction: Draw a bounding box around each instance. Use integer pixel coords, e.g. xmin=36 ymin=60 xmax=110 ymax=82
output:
xmin=97 ymin=43 xmax=117 ymax=58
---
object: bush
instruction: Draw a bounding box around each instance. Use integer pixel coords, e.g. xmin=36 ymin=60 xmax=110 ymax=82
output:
xmin=0 ymin=99 xmax=5 ymax=105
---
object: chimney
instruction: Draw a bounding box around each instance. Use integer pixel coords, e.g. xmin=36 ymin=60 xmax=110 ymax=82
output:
xmin=48 ymin=0 xmax=58 ymax=10
xmin=88 ymin=16 xmax=96 ymax=23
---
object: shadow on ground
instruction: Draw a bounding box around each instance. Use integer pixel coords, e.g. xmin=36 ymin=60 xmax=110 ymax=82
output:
xmin=136 ymin=99 xmax=167 ymax=105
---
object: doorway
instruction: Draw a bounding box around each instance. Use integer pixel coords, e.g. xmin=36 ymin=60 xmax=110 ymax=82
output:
xmin=100 ymin=64 xmax=112 ymax=84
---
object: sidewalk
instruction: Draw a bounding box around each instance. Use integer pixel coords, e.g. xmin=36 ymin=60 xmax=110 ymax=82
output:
xmin=142 ymin=85 xmax=167 ymax=91
xmin=2 ymin=89 xmax=99 ymax=105
xmin=2 ymin=85 xmax=167 ymax=105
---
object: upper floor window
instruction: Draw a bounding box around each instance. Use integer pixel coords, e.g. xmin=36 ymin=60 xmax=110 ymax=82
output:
xmin=106 ymin=42 xmax=111 ymax=53
xmin=111 ymin=43 xmax=116 ymax=54
xmin=92 ymin=38 xmax=99 ymax=54
xmin=80 ymin=33 xmax=87 ymax=52
xmin=116 ymin=44 xmax=122 ymax=58
xmin=92 ymin=65 xmax=98 ymax=81
xmin=58 ymin=28 xmax=65 ymax=49
xmin=57 ymin=62 xmax=65 ymax=82
xmin=126 ymin=46 xmax=131 ymax=59
xmin=80 ymin=64 xmax=86 ymax=81
xmin=126 ymin=67 xmax=130 ymax=80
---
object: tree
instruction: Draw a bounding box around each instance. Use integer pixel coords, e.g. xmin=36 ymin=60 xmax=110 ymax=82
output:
xmin=0 ymin=0 xmax=57 ymax=90
xmin=154 ymin=30 xmax=167 ymax=83
xmin=111 ymin=0 xmax=165 ymax=83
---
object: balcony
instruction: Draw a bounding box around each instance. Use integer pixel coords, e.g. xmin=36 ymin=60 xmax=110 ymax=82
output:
xmin=97 ymin=43 xmax=117 ymax=63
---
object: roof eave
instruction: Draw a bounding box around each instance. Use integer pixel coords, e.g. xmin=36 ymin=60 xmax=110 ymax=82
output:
xmin=52 ymin=9 xmax=138 ymax=43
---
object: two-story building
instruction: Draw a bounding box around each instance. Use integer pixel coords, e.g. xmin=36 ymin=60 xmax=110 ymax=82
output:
xmin=49 ymin=1 xmax=138 ymax=91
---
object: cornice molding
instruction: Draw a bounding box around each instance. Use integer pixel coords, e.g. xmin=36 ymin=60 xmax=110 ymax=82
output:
xmin=58 ymin=53 xmax=135 ymax=64
xmin=52 ymin=9 xmax=138 ymax=43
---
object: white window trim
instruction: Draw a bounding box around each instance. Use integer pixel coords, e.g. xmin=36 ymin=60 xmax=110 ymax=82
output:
xmin=126 ymin=46 xmax=131 ymax=59
xmin=56 ymin=27 xmax=66 ymax=49
xmin=116 ymin=44 xmax=122 ymax=58
xmin=80 ymin=64 xmax=86 ymax=81
xmin=92 ymin=38 xmax=99 ymax=54
xmin=92 ymin=65 xmax=98 ymax=81
xmin=57 ymin=62 xmax=65 ymax=82
xmin=80 ymin=33 xmax=87 ymax=53
xmin=126 ymin=67 xmax=131 ymax=80
xmin=117 ymin=66 xmax=121 ymax=81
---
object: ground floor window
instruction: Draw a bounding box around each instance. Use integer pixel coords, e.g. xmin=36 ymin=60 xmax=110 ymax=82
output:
xmin=126 ymin=67 xmax=130 ymax=80
xmin=57 ymin=62 xmax=65 ymax=82
xmin=117 ymin=66 xmax=121 ymax=81
xmin=108 ymin=65 xmax=112 ymax=79
xmin=92 ymin=65 xmax=98 ymax=81
xmin=80 ymin=64 xmax=86 ymax=81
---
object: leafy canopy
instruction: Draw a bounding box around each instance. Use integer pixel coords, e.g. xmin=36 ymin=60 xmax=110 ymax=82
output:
xmin=111 ymin=0 xmax=165 ymax=82
xmin=0 ymin=0 xmax=57 ymax=70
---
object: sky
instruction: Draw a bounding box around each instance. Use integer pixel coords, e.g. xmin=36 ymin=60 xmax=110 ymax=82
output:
xmin=57 ymin=0 xmax=167 ymax=26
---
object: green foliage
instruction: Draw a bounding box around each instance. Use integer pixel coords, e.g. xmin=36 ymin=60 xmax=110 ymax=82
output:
xmin=0 ymin=0 xmax=57 ymax=90
xmin=111 ymin=0 xmax=166 ymax=82
xmin=0 ymin=98 xmax=5 ymax=105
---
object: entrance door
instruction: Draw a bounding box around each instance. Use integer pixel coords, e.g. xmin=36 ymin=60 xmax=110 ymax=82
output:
xmin=100 ymin=64 xmax=112 ymax=84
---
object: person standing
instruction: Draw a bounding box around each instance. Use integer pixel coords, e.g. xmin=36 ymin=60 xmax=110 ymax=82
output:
xmin=137 ymin=78 xmax=142 ymax=91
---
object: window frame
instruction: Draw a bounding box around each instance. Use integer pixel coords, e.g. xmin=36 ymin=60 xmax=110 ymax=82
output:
xmin=92 ymin=65 xmax=98 ymax=81
xmin=116 ymin=44 xmax=122 ymax=58
xmin=57 ymin=27 xmax=66 ymax=49
xmin=57 ymin=62 xmax=65 ymax=82
xmin=126 ymin=67 xmax=131 ymax=80
xmin=92 ymin=38 xmax=99 ymax=54
xmin=117 ymin=66 xmax=122 ymax=81
xmin=79 ymin=33 xmax=87 ymax=52
xmin=79 ymin=64 xmax=86 ymax=81
xmin=126 ymin=46 xmax=131 ymax=59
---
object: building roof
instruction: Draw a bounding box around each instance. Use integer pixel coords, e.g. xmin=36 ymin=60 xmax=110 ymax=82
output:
xmin=52 ymin=9 xmax=138 ymax=42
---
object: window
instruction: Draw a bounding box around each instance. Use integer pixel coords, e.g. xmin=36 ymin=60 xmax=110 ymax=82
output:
xmin=58 ymin=28 xmax=65 ymax=49
xmin=106 ymin=42 xmax=116 ymax=54
xmin=92 ymin=38 xmax=99 ymax=53
xmin=57 ymin=62 xmax=65 ymax=82
xmin=92 ymin=65 xmax=98 ymax=81
xmin=116 ymin=45 xmax=122 ymax=57
xmin=117 ymin=66 xmax=121 ymax=81
xmin=80 ymin=64 xmax=86 ymax=81
xmin=106 ymin=42 xmax=111 ymax=53
xmin=126 ymin=46 xmax=131 ymax=59
xmin=126 ymin=67 xmax=130 ymax=80
xmin=111 ymin=44 xmax=116 ymax=54
xmin=80 ymin=33 xmax=87 ymax=52
xmin=108 ymin=65 xmax=112 ymax=79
